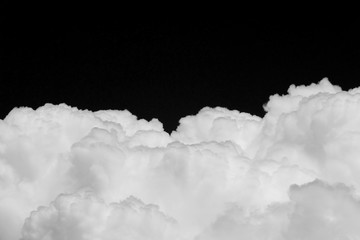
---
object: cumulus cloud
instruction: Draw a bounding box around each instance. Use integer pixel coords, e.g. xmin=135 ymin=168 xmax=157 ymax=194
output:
xmin=197 ymin=180 xmax=360 ymax=240
xmin=21 ymin=191 xmax=178 ymax=240
xmin=1 ymin=78 xmax=360 ymax=239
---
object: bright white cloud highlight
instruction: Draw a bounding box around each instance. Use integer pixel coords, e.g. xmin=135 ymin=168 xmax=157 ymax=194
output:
xmin=1 ymin=78 xmax=360 ymax=239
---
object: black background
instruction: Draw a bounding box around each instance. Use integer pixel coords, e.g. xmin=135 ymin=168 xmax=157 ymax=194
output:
xmin=2 ymin=20 xmax=360 ymax=132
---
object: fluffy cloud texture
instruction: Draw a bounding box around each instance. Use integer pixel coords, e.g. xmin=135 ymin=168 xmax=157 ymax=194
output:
xmin=1 ymin=78 xmax=360 ymax=239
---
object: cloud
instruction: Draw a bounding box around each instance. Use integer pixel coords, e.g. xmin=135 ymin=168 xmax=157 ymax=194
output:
xmin=1 ymin=78 xmax=360 ymax=239
xmin=21 ymin=191 xmax=178 ymax=240
xmin=284 ymin=180 xmax=360 ymax=239
xmin=196 ymin=180 xmax=360 ymax=240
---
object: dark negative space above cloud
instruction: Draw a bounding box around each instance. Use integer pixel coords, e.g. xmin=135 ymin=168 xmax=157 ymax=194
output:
xmin=2 ymin=79 xmax=360 ymax=239
xmin=3 ymin=22 xmax=360 ymax=132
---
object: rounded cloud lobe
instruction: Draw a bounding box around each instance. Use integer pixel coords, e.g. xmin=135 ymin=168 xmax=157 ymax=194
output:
xmin=1 ymin=78 xmax=360 ymax=239
xmin=21 ymin=192 xmax=178 ymax=240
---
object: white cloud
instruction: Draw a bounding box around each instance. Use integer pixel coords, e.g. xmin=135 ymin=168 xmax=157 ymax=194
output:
xmin=196 ymin=180 xmax=360 ymax=240
xmin=284 ymin=180 xmax=360 ymax=239
xmin=21 ymin=191 xmax=178 ymax=240
xmin=1 ymin=78 xmax=360 ymax=239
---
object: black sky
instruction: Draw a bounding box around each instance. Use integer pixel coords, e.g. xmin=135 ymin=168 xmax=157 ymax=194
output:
xmin=2 ymin=21 xmax=360 ymax=132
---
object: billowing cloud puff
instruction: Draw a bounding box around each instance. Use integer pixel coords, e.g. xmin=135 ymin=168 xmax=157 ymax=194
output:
xmin=197 ymin=180 xmax=360 ymax=240
xmin=285 ymin=180 xmax=360 ymax=239
xmin=21 ymin=191 xmax=177 ymax=240
xmin=1 ymin=78 xmax=360 ymax=239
